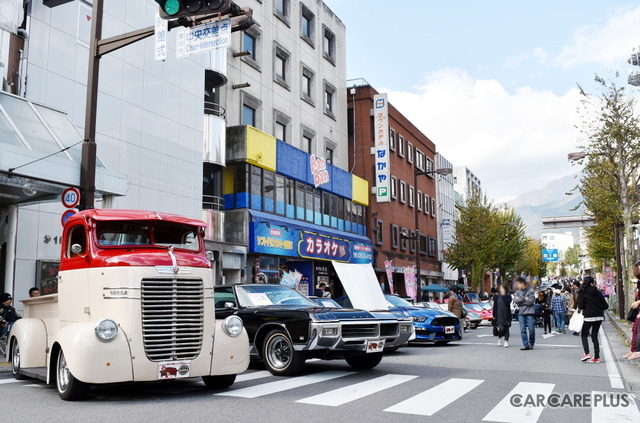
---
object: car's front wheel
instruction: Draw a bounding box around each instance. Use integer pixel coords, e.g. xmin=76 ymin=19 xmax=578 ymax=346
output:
xmin=202 ymin=374 xmax=236 ymax=389
xmin=345 ymin=352 xmax=383 ymax=370
xmin=56 ymin=349 xmax=88 ymax=401
xmin=262 ymin=329 xmax=305 ymax=376
xmin=10 ymin=338 xmax=26 ymax=380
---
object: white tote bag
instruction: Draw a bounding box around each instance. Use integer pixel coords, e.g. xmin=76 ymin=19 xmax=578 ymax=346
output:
xmin=569 ymin=310 xmax=584 ymax=333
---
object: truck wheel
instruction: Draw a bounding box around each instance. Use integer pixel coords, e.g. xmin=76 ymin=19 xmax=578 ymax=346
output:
xmin=10 ymin=339 xmax=26 ymax=380
xmin=201 ymin=374 xmax=236 ymax=390
xmin=56 ymin=349 xmax=88 ymax=401
xmin=262 ymin=329 xmax=305 ymax=376
xmin=345 ymin=352 xmax=383 ymax=370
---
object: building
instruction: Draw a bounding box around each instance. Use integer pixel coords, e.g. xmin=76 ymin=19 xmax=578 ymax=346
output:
xmin=347 ymin=81 xmax=442 ymax=296
xmin=541 ymin=232 xmax=575 ymax=255
xmin=453 ymin=165 xmax=481 ymax=199
xmin=436 ymin=153 xmax=458 ymax=285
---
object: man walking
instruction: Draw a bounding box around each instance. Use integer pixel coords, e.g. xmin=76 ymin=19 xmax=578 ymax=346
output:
xmin=513 ymin=277 xmax=536 ymax=350
xmin=551 ymin=289 xmax=568 ymax=334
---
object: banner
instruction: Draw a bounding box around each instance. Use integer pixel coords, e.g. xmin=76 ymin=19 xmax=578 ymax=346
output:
xmin=384 ymin=260 xmax=394 ymax=295
xmin=404 ymin=266 xmax=417 ymax=300
xmin=373 ymin=94 xmax=390 ymax=203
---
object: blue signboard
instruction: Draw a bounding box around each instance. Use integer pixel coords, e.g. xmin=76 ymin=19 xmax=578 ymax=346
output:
xmin=542 ymin=249 xmax=559 ymax=262
xmin=249 ymin=222 xmax=372 ymax=264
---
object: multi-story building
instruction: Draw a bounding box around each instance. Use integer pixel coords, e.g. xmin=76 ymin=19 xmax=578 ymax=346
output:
xmin=347 ymin=81 xmax=442 ymax=296
xmin=453 ymin=165 xmax=481 ymax=199
xmin=541 ymin=232 xmax=575 ymax=256
xmin=436 ymin=153 xmax=458 ymax=285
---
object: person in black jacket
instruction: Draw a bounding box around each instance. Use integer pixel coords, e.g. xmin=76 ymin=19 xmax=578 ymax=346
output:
xmin=492 ymin=284 xmax=512 ymax=348
xmin=0 ymin=293 xmax=20 ymax=337
xmin=578 ymin=276 xmax=608 ymax=363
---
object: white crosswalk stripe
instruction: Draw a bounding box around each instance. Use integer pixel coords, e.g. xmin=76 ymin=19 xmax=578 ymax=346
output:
xmin=591 ymin=391 xmax=640 ymax=422
xmin=215 ymin=370 xmax=354 ymax=399
xmin=384 ymin=378 xmax=484 ymax=416
xmin=297 ymin=374 xmax=417 ymax=407
xmin=0 ymin=378 xmax=20 ymax=384
xmin=483 ymin=382 xmax=555 ymax=422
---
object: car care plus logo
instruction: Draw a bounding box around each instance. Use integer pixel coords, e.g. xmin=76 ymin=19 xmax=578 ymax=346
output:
xmin=310 ymin=154 xmax=330 ymax=188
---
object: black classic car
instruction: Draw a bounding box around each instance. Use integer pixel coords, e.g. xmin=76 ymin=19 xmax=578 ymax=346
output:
xmin=214 ymin=284 xmax=414 ymax=376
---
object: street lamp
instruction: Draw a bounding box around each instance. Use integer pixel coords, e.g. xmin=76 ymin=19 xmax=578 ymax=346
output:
xmin=567 ymin=152 xmax=587 ymax=161
xmin=412 ymin=167 xmax=453 ymax=288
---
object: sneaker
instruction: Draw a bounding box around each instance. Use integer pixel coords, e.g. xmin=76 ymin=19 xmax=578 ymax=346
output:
xmin=623 ymin=351 xmax=633 ymax=359
xmin=504 ymin=341 xmax=509 ymax=348
xmin=589 ymin=358 xmax=600 ymax=363
xmin=581 ymin=354 xmax=591 ymax=361
xmin=628 ymin=352 xmax=640 ymax=360
xmin=562 ymin=330 xmax=566 ymax=334
xmin=544 ymin=331 xmax=547 ymax=335
xmin=497 ymin=337 xmax=503 ymax=346
xmin=520 ymin=346 xmax=530 ymax=351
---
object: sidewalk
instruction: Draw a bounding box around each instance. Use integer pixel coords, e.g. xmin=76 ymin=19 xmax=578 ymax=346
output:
xmin=607 ymin=310 xmax=636 ymax=351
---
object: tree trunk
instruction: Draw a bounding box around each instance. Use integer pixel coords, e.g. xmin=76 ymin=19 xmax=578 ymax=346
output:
xmin=618 ymin=144 xmax=632 ymax=315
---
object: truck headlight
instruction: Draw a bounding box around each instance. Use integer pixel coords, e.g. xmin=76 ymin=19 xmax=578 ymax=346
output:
xmin=322 ymin=326 xmax=339 ymax=336
xmin=95 ymin=318 xmax=118 ymax=342
xmin=223 ymin=315 xmax=243 ymax=337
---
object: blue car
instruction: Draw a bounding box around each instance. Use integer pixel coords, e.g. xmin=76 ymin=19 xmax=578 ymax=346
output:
xmin=384 ymin=295 xmax=462 ymax=344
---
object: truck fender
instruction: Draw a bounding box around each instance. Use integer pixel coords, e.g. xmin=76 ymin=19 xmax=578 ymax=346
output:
xmin=8 ymin=318 xmax=47 ymax=368
xmin=49 ymin=322 xmax=134 ymax=385
xmin=253 ymin=322 xmax=292 ymax=358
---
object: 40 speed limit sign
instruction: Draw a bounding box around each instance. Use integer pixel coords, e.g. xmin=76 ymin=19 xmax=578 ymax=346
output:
xmin=61 ymin=187 xmax=80 ymax=208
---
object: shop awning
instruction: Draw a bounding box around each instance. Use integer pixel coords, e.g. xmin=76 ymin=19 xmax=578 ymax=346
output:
xmin=0 ymin=91 xmax=127 ymax=206
xmin=248 ymin=209 xmax=372 ymax=246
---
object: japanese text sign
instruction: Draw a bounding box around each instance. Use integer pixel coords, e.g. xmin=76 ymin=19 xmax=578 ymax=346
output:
xmin=176 ymin=18 xmax=231 ymax=58
xmin=373 ymin=94 xmax=390 ymax=203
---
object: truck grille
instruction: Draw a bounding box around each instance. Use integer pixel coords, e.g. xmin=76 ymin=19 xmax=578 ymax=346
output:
xmin=341 ymin=324 xmax=379 ymax=339
xmin=432 ymin=317 xmax=459 ymax=327
xmin=141 ymin=278 xmax=204 ymax=362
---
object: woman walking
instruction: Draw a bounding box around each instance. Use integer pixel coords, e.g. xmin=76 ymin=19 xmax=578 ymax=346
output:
xmin=623 ymin=279 xmax=640 ymax=360
xmin=536 ymin=291 xmax=552 ymax=334
xmin=578 ymin=276 xmax=608 ymax=363
xmin=492 ymin=284 xmax=512 ymax=348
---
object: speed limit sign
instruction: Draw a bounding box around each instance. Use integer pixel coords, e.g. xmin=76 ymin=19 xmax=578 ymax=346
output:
xmin=61 ymin=187 xmax=80 ymax=208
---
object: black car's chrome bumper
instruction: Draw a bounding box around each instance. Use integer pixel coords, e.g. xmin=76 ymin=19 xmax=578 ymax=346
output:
xmin=297 ymin=320 xmax=414 ymax=352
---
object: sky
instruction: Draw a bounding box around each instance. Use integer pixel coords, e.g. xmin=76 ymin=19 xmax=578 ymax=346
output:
xmin=324 ymin=0 xmax=640 ymax=202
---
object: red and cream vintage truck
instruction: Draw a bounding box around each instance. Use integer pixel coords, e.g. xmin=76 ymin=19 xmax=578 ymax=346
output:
xmin=7 ymin=209 xmax=249 ymax=400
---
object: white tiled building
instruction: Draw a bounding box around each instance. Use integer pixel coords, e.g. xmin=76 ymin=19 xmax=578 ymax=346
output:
xmin=453 ymin=165 xmax=481 ymax=200
xmin=435 ymin=153 xmax=458 ymax=284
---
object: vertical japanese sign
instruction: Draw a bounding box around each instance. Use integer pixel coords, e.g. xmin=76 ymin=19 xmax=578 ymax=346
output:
xmin=404 ymin=266 xmax=417 ymax=300
xmin=155 ymin=13 xmax=168 ymax=61
xmin=384 ymin=260 xmax=394 ymax=295
xmin=373 ymin=94 xmax=390 ymax=202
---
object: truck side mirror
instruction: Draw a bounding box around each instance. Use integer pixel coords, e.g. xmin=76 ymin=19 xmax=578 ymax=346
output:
xmin=224 ymin=302 xmax=237 ymax=309
xmin=71 ymin=244 xmax=83 ymax=255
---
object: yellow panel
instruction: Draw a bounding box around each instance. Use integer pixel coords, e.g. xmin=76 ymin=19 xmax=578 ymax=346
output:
xmin=246 ymin=126 xmax=277 ymax=172
xmin=352 ymin=175 xmax=369 ymax=206
xmin=223 ymin=167 xmax=234 ymax=195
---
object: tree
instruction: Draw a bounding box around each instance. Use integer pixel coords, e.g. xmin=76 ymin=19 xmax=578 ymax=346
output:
xmin=492 ymin=209 xmax=528 ymax=282
xmin=563 ymin=245 xmax=582 ymax=270
xmin=576 ymin=75 xmax=640 ymax=314
xmin=516 ymin=239 xmax=546 ymax=280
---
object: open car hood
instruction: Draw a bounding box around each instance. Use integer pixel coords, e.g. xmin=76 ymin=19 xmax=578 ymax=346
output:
xmin=331 ymin=262 xmax=389 ymax=312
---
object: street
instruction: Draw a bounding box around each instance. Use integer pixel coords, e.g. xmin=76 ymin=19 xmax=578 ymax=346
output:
xmin=1 ymin=320 xmax=638 ymax=423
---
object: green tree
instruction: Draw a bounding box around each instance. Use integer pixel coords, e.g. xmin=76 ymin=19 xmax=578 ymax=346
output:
xmin=492 ymin=209 xmax=528 ymax=282
xmin=516 ymin=239 xmax=545 ymax=279
xmin=563 ymin=245 xmax=581 ymax=269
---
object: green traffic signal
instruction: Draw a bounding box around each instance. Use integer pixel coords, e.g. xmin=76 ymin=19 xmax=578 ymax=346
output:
xmin=164 ymin=0 xmax=180 ymax=15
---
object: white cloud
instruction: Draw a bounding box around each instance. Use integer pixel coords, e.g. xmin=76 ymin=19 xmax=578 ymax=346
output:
xmin=382 ymin=69 xmax=581 ymax=201
xmin=554 ymin=5 xmax=640 ymax=70
xmin=503 ymin=47 xmax=548 ymax=69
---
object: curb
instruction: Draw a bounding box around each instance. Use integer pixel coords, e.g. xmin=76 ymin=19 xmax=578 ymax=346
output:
xmin=607 ymin=310 xmax=632 ymax=346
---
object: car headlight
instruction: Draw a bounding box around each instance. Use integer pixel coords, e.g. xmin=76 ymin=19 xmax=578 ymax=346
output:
xmin=400 ymin=324 xmax=413 ymax=333
xmin=95 ymin=318 xmax=118 ymax=342
xmin=413 ymin=317 xmax=427 ymax=323
xmin=222 ymin=315 xmax=244 ymax=337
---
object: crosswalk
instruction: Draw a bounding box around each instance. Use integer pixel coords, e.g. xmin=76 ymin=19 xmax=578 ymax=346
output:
xmin=0 ymin=369 xmax=638 ymax=422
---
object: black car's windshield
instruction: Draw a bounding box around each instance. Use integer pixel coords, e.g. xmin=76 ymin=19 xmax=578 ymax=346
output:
xmin=236 ymin=285 xmax=316 ymax=307
xmin=96 ymin=221 xmax=199 ymax=251
xmin=311 ymin=298 xmax=341 ymax=308
xmin=385 ymin=295 xmax=414 ymax=308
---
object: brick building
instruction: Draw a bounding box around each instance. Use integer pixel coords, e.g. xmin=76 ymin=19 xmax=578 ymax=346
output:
xmin=347 ymin=82 xmax=442 ymax=296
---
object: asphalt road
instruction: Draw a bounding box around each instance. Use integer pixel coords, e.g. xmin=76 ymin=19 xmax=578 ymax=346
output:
xmin=1 ymin=321 xmax=639 ymax=423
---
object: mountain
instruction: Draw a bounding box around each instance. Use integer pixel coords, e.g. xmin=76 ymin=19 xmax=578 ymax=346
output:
xmin=505 ymin=172 xmax=584 ymax=239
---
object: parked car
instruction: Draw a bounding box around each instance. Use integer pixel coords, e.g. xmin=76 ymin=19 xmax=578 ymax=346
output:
xmin=309 ymin=297 xmax=342 ymax=308
xmin=214 ymin=284 xmax=414 ymax=376
xmin=464 ymin=305 xmax=483 ymax=329
xmin=465 ymin=303 xmax=492 ymax=322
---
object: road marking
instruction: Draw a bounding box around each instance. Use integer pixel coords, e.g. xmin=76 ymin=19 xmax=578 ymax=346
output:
xmin=235 ymin=371 xmax=272 ymax=383
xmin=599 ymin=331 xmax=624 ymax=389
xmin=297 ymin=374 xmax=417 ymax=406
xmin=23 ymin=384 xmax=46 ymax=388
xmin=483 ymin=382 xmax=555 ymax=422
xmin=541 ymin=333 xmax=557 ymax=339
xmin=477 ymin=334 xmax=494 ymax=338
xmin=457 ymin=342 xmax=578 ymax=348
xmin=215 ymin=371 xmax=354 ymax=399
xmin=0 ymin=378 xmax=20 ymax=384
xmin=384 ymin=378 xmax=484 ymax=416
xmin=591 ymin=391 xmax=640 ymax=422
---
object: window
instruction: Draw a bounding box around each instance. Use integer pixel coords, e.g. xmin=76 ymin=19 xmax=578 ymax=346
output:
xmin=410 ymin=231 xmax=416 ymax=253
xmin=274 ymin=43 xmax=291 ymax=89
xmin=419 ymin=234 xmax=428 ymax=255
xmin=67 ymin=225 xmax=87 ymax=257
xmin=243 ymin=32 xmax=256 ymax=60
xmin=398 ymin=134 xmax=405 ymax=157
xmin=242 ymin=104 xmax=255 ymax=127
xmin=417 ymin=190 xmax=422 ymax=211
xmin=390 ymin=176 xmax=397 ymax=199
xmin=275 ymin=121 xmax=286 ymax=141
xmin=296 ymin=182 xmax=305 ymax=220
xmin=426 ymin=157 xmax=434 ymax=175
xmin=274 ymin=0 xmax=289 ymax=25
xmin=407 ymin=142 xmax=413 ymax=164
xmin=322 ymin=25 xmax=336 ymax=64
xmin=273 ymin=110 xmax=291 ymax=143
xmin=263 ymin=170 xmax=275 ymax=213
xmin=324 ymin=81 xmax=336 ymax=117
xmin=275 ymin=175 xmax=286 ymax=215
xmin=301 ymin=65 xmax=315 ymax=105
xmin=251 ymin=166 xmax=262 ymax=210
xmin=300 ymin=4 xmax=315 ymax=45
xmin=374 ymin=219 xmax=383 ymax=245
xmin=428 ymin=236 xmax=437 ymax=257
xmin=416 ymin=150 xmax=425 ymax=171
xmin=399 ymin=180 xmax=406 ymax=203
xmin=326 ymin=147 xmax=334 ymax=165
xmin=400 ymin=227 xmax=408 ymax=251
xmin=424 ymin=194 xmax=430 ymax=215
xmin=431 ymin=197 xmax=436 ymax=217
xmin=304 ymin=135 xmax=313 ymax=154
xmin=302 ymin=126 xmax=315 ymax=154
xmin=305 ymin=185 xmax=314 ymax=222
xmin=391 ymin=224 xmax=399 ymax=249
xmin=389 ymin=128 xmax=396 ymax=151
xmin=408 ymin=185 xmax=415 ymax=207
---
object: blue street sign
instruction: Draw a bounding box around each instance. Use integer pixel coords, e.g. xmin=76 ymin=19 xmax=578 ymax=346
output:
xmin=542 ymin=248 xmax=559 ymax=262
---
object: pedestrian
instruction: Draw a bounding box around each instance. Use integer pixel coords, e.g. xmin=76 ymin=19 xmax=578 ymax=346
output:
xmin=0 ymin=293 xmax=21 ymax=337
xmin=578 ymin=276 xmax=608 ymax=363
xmin=536 ymin=291 xmax=552 ymax=334
xmin=492 ymin=284 xmax=512 ymax=348
xmin=29 ymin=287 xmax=40 ymax=298
xmin=562 ymin=288 xmax=572 ymax=326
xmin=315 ymin=283 xmax=331 ymax=298
xmin=448 ymin=286 xmax=464 ymax=327
xmin=569 ymin=280 xmax=581 ymax=336
xmin=513 ymin=277 xmax=536 ymax=350
xmin=623 ymin=299 xmax=640 ymax=360
xmin=551 ymin=289 xmax=568 ymax=334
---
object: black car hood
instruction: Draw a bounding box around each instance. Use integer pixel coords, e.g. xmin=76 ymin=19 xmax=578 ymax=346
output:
xmin=246 ymin=306 xmax=375 ymax=320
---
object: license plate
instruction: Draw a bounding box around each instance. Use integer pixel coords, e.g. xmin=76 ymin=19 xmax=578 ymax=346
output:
xmin=366 ymin=339 xmax=385 ymax=353
xmin=158 ymin=361 xmax=191 ymax=380
xmin=445 ymin=326 xmax=455 ymax=334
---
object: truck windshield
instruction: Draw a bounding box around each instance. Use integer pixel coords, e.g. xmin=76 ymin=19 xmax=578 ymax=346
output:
xmin=96 ymin=221 xmax=200 ymax=251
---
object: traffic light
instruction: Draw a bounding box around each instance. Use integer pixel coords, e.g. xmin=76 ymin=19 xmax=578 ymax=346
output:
xmin=156 ymin=0 xmax=232 ymax=19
